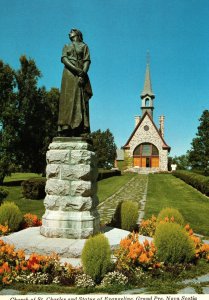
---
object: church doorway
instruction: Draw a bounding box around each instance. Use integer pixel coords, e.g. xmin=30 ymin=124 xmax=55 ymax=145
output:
xmin=146 ymin=157 xmax=150 ymax=167
xmin=133 ymin=143 xmax=159 ymax=168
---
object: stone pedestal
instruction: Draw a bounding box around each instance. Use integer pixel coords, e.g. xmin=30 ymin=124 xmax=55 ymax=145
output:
xmin=40 ymin=137 xmax=100 ymax=239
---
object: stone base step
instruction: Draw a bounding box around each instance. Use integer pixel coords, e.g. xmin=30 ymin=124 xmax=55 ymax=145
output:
xmin=125 ymin=167 xmax=159 ymax=174
xmin=1 ymin=226 xmax=152 ymax=266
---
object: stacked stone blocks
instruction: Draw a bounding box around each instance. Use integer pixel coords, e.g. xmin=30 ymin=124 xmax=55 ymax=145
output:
xmin=40 ymin=137 xmax=100 ymax=239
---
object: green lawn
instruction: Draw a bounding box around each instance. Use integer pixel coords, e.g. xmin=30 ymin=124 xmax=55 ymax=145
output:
xmin=3 ymin=173 xmax=45 ymax=218
xmin=4 ymin=185 xmax=45 ymax=218
xmin=145 ymin=173 xmax=209 ymax=236
xmin=4 ymin=173 xmax=42 ymax=182
xmin=3 ymin=172 xmax=209 ymax=237
xmin=97 ymin=173 xmax=136 ymax=203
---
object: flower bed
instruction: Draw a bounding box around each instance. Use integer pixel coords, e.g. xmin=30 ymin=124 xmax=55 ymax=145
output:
xmin=115 ymin=232 xmax=161 ymax=272
xmin=1 ymin=210 xmax=209 ymax=290
xmin=0 ymin=239 xmax=81 ymax=286
xmin=22 ymin=213 xmax=42 ymax=228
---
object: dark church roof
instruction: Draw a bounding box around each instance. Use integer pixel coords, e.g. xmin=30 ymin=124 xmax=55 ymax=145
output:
xmin=140 ymin=63 xmax=155 ymax=99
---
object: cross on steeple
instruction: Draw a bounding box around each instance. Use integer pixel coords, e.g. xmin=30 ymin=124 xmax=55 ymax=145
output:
xmin=146 ymin=50 xmax=150 ymax=65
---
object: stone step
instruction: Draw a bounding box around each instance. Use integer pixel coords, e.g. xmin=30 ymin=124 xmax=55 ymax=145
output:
xmin=1 ymin=226 xmax=152 ymax=261
xmin=125 ymin=167 xmax=159 ymax=174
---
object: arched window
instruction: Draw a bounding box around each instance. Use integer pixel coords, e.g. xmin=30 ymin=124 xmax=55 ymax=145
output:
xmin=133 ymin=144 xmax=141 ymax=156
xmin=133 ymin=143 xmax=159 ymax=156
xmin=152 ymin=145 xmax=159 ymax=156
xmin=145 ymin=98 xmax=150 ymax=107
xmin=133 ymin=143 xmax=159 ymax=168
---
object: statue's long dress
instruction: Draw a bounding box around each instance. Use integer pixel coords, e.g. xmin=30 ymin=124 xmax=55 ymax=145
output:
xmin=58 ymin=41 xmax=93 ymax=134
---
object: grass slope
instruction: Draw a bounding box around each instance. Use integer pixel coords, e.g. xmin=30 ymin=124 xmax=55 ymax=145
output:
xmin=4 ymin=185 xmax=45 ymax=218
xmin=3 ymin=172 xmax=135 ymax=218
xmin=4 ymin=173 xmax=41 ymax=182
xmin=97 ymin=173 xmax=135 ymax=203
xmin=145 ymin=174 xmax=209 ymax=236
xmin=4 ymin=173 xmax=44 ymax=218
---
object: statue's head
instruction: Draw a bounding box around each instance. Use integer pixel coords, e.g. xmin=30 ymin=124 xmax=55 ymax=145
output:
xmin=69 ymin=29 xmax=83 ymax=42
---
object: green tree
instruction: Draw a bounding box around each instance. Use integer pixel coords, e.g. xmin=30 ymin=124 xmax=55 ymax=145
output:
xmin=41 ymin=87 xmax=59 ymax=168
xmin=171 ymin=153 xmax=190 ymax=170
xmin=0 ymin=60 xmax=18 ymax=183
xmin=188 ymin=110 xmax=209 ymax=175
xmin=15 ymin=55 xmax=45 ymax=173
xmin=90 ymin=129 xmax=117 ymax=169
xmin=0 ymin=56 xmax=59 ymax=183
xmin=15 ymin=56 xmax=59 ymax=174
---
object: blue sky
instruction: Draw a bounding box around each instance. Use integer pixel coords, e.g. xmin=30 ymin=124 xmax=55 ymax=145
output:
xmin=0 ymin=0 xmax=209 ymax=156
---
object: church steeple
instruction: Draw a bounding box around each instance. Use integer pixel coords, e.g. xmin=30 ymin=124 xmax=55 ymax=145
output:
xmin=140 ymin=52 xmax=155 ymax=118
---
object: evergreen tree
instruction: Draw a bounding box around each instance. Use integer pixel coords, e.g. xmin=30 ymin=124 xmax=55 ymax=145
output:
xmin=188 ymin=110 xmax=209 ymax=175
xmin=90 ymin=129 xmax=117 ymax=169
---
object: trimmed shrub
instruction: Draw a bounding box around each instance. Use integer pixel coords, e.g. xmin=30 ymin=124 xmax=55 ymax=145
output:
xmin=157 ymin=207 xmax=184 ymax=226
xmin=173 ymin=170 xmax=209 ymax=196
xmin=81 ymin=233 xmax=112 ymax=283
xmin=121 ymin=200 xmax=139 ymax=231
xmin=111 ymin=201 xmax=122 ymax=228
xmin=0 ymin=187 xmax=9 ymax=205
xmin=154 ymin=222 xmax=195 ymax=264
xmin=0 ymin=201 xmax=23 ymax=231
xmin=21 ymin=178 xmax=46 ymax=199
xmin=111 ymin=200 xmax=139 ymax=231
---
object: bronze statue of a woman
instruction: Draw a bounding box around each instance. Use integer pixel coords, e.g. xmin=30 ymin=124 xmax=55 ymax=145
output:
xmin=58 ymin=29 xmax=93 ymax=137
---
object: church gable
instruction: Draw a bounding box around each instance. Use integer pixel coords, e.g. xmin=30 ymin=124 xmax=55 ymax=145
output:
xmin=126 ymin=112 xmax=168 ymax=154
xmin=123 ymin=112 xmax=169 ymax=170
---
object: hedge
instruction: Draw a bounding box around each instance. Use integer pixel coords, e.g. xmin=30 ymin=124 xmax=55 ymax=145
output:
xmin=21 ymin=178 xmax=46 ymax=200
xmin=20 ymin=169 xmax=120 ymax=200
xmin=172 ymin=170 xmax=209 ymax=196
xmin=97 ymin=169 xmax=121 ymax=181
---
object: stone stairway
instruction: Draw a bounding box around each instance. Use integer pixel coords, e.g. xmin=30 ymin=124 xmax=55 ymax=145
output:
xmin=125 ymin=167 xmax=159 ymax=174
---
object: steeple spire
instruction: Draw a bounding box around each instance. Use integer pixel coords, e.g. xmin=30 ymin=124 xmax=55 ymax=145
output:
xmin=141 ymin=51 xmax=155 ymax=98
xmin=140 ymin=52 xmax=155 ymax=118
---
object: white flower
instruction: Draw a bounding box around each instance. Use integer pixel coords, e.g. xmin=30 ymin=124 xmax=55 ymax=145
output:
xmin=15 ymin=272 xmax=49 ymax=284
xmin=100 ymin=271 xmax=128 ymax=287
xmin=75 ymin=274 xmax=95 ymax=288
xmin=52 ymin=276 xmax=60 ymax=284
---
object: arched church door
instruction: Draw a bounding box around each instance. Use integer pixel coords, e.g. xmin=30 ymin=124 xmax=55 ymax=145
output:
xmin=133 ymin=143 xmax=159 ymax=168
